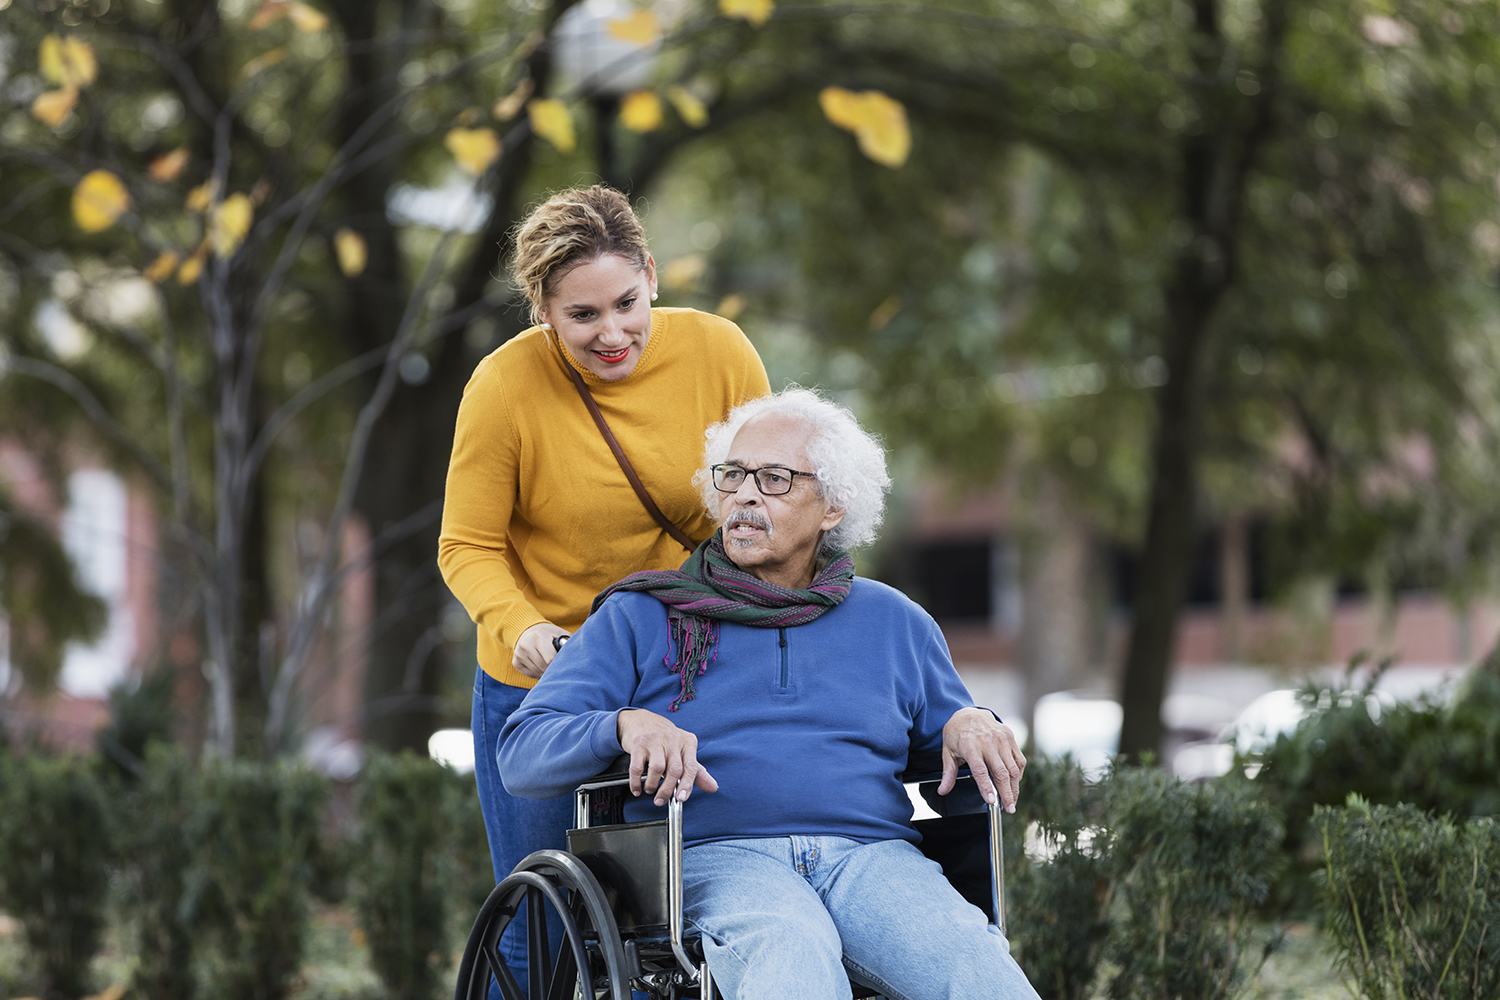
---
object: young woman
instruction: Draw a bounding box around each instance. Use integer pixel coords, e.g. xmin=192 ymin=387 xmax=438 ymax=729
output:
xmin=438 ymin=184 xmax=769 ymax=985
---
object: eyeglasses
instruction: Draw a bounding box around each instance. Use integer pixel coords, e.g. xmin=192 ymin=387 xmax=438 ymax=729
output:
xmin=711 ymin=464 xmax=816 ymax=496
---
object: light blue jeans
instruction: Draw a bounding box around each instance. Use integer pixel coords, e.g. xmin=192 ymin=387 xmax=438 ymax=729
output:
xmin=683 ymin=836 xmax=1041 ymax=1000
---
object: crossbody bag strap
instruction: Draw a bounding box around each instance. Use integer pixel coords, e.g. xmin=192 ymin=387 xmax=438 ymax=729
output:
xmin=564 ymin=363 xmax=698 ymax=553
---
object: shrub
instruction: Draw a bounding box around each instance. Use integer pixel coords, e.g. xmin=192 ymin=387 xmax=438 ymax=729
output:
xmin=1256 ymin=666 xmax=1500 ymax=856
xmin=187 ymin=756 xmax=329 ymax=1000
xmin=353 ymin=751 xmax=457 ymax=1000
xmin=1006 ymin=757 xmax=1114 ymax=1000
xmin=1102 ymin=769 xmax=1283 ymax=1000
xmin=119 ymin=746 xmax=199 ymax=1000
xmin=0 ymin=752 xmax=113 ymax=1000
xmin=1317 ymin=799 xmax=1500 ymax=1000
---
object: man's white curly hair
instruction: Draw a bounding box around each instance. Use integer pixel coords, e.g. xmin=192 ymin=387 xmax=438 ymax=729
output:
xmin=695 ymin=387 xmax=891 ymax=554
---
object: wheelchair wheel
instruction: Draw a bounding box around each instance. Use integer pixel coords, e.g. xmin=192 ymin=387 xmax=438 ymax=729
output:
xmin=456 ymin=849 xmax=633 ymax=1000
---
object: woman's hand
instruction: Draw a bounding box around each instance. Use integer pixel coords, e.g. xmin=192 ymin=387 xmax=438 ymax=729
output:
xmin=617 ymin=708 xmax=719 ymax=806
xmin=513 ymin=622 xmax=571 ymax=678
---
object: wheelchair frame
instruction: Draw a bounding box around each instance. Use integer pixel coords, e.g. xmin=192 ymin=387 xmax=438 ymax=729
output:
xmin=455 ymin=754 xmax=1007 ymax=1000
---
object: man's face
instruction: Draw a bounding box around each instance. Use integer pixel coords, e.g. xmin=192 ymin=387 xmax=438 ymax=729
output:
xmin=716 ymin=414 xmax=845 ymax=589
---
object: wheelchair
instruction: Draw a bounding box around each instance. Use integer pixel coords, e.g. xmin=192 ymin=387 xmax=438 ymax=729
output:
xmin=455 ymin=751 xmax=1007 ymax=1000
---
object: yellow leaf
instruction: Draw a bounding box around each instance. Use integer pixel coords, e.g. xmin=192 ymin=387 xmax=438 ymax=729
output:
xmin=715 ymin=293 xmax=746 ymax=320
xmin=72 ymin=170 xmax=130 ymax=233
xmin=455 ymin=106 xmax=482 ymax=127
xmin=241 ymin=47 xmax=287 ymax=80
xmin=285 ymin=2 xmax=329 ymax=32
xmin=248 ymin=1 xmax=288 ymax=29
xmin=148 ymin=147 xmax=190 ymax=182
xmin=818 ymin=87 xmax=862 ymax=131
xmin=444 ymin=127 xmax=502 ymax=175
xmin=39 ymin=35 xmax=97 ymax=88
xmin=143 ymin=251 xmax=181 ymax=284
xmin=618 ymin=91 xmax=663 ymax=133
xmin=31 ymin=86 xmax=78 ymax=128
xmin=868 ymin=294 xmax=901 ymax=330
xmin=661 ymin=255 xmax=706 ymax=291
xmin=607 ymin=9 xmax=660 ymax=45
xmin=819 ymin=87 xmax=910 ymax=168
xmin=719 ymin=0 xmax=773 ymax=26
xmin=333 ymin=228 xmax=368 ymax=276
xmin=528 ymin=99 xmax=576 ymax=153
xmin=667 ymin=86 xmax=708 ymax=128
xmin=210 ymin=193 xmax=254 ymax=257
xmin=492 ymin=77 xmax=535 ymax=121
xmin=176 ymin=249 xmax=206 ymax=285
xmin=186 ymin=178 xmax=219 ymax=213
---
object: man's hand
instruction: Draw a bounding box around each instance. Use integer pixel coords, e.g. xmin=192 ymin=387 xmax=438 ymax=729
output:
xmin=938 ymin=707 xmax=1026 ymax=813
xmin=513 ymin=622 xmax=570 ymax=679
xmin=617 ymin=709 xmax=719 ymax=807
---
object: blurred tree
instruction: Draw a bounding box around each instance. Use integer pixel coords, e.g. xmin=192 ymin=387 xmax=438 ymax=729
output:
xmin=0 ymin=491 xmax=106 ymax=697
xmin=5 ymin=0 xmax=1499 ymax=763
xmin=0 ymin=0 xmax=946 ymax=755
xmin=662 ymin=0 xmax=1500 ymax=757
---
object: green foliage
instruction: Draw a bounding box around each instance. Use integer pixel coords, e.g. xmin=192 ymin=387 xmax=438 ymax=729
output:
xmin=1103 ymin=769 xmax=1283 ymax=1000
xmin=0 ymin=752 xmax=113 ymax=1000
xmin=1255 ymin=667 xmax=1500 ymax=866
xmin=98 ymin=668 xmax=180 ymax=782
xmin=0 ymin=493 xmax=106 ymax=696
xmin=1317 ymin=799 xmax=1500 ymax=999
xmin=186 ymin=756 xmax=329 ymax=1000
xmin=119 ymin=746 xmax=200 ymax=1000
xmin=1007 ymin=758 xmax=1114 ymax=1000
xmin=352 ymin=751 xmax=462 ymax=1000
xmin=1006 ymin=760 xmax=1283 ymax=1000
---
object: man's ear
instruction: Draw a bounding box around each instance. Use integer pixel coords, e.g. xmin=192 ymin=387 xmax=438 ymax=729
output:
xmin=819 ymin=506 xmax=846 ymax=533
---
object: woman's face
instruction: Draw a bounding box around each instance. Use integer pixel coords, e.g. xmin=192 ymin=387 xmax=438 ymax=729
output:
xmin=539 ymin=253 xmax=658 ymax=381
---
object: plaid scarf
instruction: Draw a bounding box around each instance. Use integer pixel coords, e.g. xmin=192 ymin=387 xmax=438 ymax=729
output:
xmin=592 ymin=530 xmax=855 ymax=710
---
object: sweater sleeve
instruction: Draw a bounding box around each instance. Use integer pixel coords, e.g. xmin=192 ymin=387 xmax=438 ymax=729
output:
xmin=437 ymin=356 xmax=549 ymax=654
xmin=497 ymin=595 xmax=646 ymax=799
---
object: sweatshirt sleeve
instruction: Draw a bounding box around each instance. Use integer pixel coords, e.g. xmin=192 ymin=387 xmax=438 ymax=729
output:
xmin=437 ymin=356 xmax=549 ymax=653
xmin=497 ymin=595 xmax=647 ymax=799
xmin=908 ymin=615 xmax=976 ymax=754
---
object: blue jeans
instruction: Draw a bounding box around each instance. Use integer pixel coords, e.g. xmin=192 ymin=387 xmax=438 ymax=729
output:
xmin=683 ymin=836 xmax=1041 ymax=1000
xmin=472 ymin=667 xmax=574 ymax=993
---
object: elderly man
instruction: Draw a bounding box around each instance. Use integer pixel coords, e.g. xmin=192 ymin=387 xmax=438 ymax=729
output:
xmin=499 ymin=388 xmax=1039 ymax=1000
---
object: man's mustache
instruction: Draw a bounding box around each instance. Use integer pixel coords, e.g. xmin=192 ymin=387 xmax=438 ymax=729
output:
xmin=724 ymin=510 xmax=772 ymax=533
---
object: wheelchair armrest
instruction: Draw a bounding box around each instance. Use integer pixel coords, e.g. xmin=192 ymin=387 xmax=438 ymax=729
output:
xmin=585 ymin=754 xmax=634 ymax=786
xmin=902 ymin=749 xmax=969 ymax=785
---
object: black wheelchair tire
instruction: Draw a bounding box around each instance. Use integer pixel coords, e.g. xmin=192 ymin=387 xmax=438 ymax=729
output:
xmin=455 ymin=849 xmax=633 ymax=1000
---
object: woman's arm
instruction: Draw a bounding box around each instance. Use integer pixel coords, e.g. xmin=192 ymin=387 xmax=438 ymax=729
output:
xmin=437 ymin=356 xmax=551 ymax=665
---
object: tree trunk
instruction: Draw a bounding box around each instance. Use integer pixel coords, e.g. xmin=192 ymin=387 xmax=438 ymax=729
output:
xmin=1116 ymin=0 xmax=1287 ymax=760
xmin=336 ymin=0 xmax=573 ymax=752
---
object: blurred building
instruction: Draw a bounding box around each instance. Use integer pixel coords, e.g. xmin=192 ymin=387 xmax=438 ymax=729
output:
xmin=0 ymin=439 xmax=373 ymax=761
xmin=881 ymin=477 xmax=1500 ymax=739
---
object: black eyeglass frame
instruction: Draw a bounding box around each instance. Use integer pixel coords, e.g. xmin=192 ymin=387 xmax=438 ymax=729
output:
xmin=710 ymin=463 xmax=817 ymax=496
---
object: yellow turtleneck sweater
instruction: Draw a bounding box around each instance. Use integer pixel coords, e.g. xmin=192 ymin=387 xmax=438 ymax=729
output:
xmin=438 ymin=307 xmax=770 ymax=688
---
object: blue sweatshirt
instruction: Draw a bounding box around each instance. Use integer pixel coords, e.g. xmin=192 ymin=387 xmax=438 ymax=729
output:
xmin=497 ymin=578 xmax=975 ymax=848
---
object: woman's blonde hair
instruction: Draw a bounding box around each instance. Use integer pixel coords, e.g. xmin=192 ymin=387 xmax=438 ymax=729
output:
xmin=511 ymin=185 xmax=649 ymax=325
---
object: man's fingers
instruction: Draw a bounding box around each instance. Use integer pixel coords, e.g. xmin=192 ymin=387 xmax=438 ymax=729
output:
xmin=936 ymin=746 xmax=958 ymax=796
xmin=628 ymin=750 xmax=646 ymax=797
